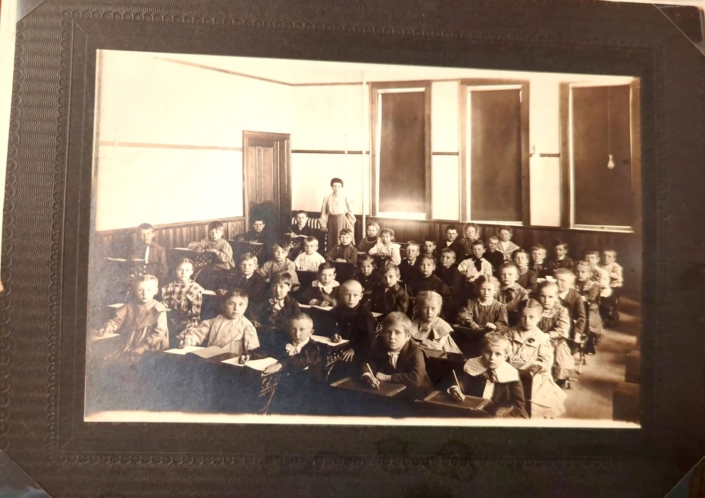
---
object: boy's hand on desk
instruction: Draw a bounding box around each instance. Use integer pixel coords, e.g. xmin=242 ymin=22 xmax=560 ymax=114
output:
xmin=239 ymin=354 xmax=251 ymax=364
xmin=331 ymin=334 xmax=342 ymax=343
xmin=309 ymin=299 xmax=321 ymax=306
xmin=448 ymin=386 xmax=465 ymax=402
xmin=264 ymin=363 xmax=282 ymax=375
xmin=341 ymin=348 xmax=355 ymax=362
xmin=362 ymin=373 xmax=380 ymax=389
xmin=375 ymin=372 xmax=391 ymax=382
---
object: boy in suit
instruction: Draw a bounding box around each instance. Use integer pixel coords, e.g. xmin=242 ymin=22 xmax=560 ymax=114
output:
xmin=256 ymin=271 xmax=301 ymax=353
xmin=399 ymin=241 xmax=421 ymax=289
xmin=370 ymin=264 xmax=409 ymax=317
xmin=484 ymin=236 xmax=505 ymax=275
xmin=496 ymin=263 xmax=530 ymax=327
xmin=331 ymin=280 xmax=376 ymax=366
xmin=130 ymin=223 xmax=169 ymax=284
xmin=362 ymin=312 xmax=433 ymax=400
xmin=438 ymin=224 xmax=465 ymax=263
xmin=326 ymin=228 xmax=358 ymax=264
xmin=435 ymin=248 xmax=462 ymax=293
xmin=546 ymin=240 xmax=574 ymax=275
xmin=554 ymin=268 xmax=587 ymax=346
xmin=218 ymin=253 xmax=268 ymax=320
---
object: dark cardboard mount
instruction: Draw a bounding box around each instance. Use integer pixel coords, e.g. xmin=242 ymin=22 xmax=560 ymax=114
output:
xmin=3 ymin=0 xmax=705 ymax=496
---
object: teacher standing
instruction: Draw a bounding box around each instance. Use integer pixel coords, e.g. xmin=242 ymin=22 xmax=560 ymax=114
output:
xmin=320 ymin=178 xmax=356 ymax=246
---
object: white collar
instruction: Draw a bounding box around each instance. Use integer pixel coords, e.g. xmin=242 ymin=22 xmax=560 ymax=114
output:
xmin=479 ymin=298 xmax=495 ymax=307
xmin=463 ymin=357 xmax=519 ymax=382
xmin=292 ymin=337 xmax=310 ymax=351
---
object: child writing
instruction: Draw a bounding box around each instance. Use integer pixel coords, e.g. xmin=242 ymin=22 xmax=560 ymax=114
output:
xmin=535 ymin=281 xmax=574 ymax=386
xmin=326 ymin=228 xmax=358 ymax=264
xmin=497 ymin=226 xmax=520 ymax=262
xmin=331 ymin=280 xmax=376 ymax=366
xmin=484 ymin=235 xmax=505 ymax=274
xmin=512 ymin=249 xmax=538 ymax=293
xmin=357 ymin=221 xmax=380 ymax=253
xmin=447 ymin=332 xmax=528 ymax=419
xmin=161 ymin=258 xmax=204 ymax=345
xmin=546 ymin=240 xmax=574 ymax=275
xmin=505 ymin=300 xmax=566 ymax=418
xmin=435 ymin=248 xmax=462 ymax=292
xmin=177 ymin=289 xmax=262 ymax=360
xmin=399 ymin=241 xmax=422 ymax=289
xmin=294 ymin=236 xmax=327 ymax=272
xmin=301 ymin=262 xmax=340 ymax=308
xmin=368 ymin=228 xmax=401 ymax=266
xmin=459 ymin=223 xmax=481 ymax=259
xmin=575 ymin=261 xmax=602 ymax=355
xmin=496 ymin=263 xmax=530 ymax=327
xmin=410 ymin=291 xmax=462 ymax=354
xmin=362 ymin=312 xmax=433 ymax=400
xmin=257 ymin=238 xmax=300 ymax=290
xmin=457 ymin=239 xmax=494 ymax=280
xmin=92 ymin=275 xmax=169 ymax=362
xmin=456 ymin=276 xmax=509 ymax=332
xmin=370 ymin=264 xmax=410 ymax=317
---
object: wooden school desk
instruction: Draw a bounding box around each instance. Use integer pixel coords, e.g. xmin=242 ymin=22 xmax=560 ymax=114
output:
xmin=421 ymin=390 xmax=492 ymax=418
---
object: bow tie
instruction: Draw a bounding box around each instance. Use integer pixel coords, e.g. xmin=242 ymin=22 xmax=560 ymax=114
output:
xmin=483 ymin=370 xmax=498 ymax=383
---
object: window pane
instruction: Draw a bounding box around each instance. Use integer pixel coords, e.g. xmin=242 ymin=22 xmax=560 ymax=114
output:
xmin=572 ymin=85 xmax=632 ymax=227
xmin=379 ymin=91 xmax=426 ymax=213
xmin=469 ymin=89 xmax=522 ymax=221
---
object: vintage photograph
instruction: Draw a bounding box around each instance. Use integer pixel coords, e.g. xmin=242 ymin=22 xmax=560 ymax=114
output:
xmin=85 ymin=50 xmax=642 ymax=426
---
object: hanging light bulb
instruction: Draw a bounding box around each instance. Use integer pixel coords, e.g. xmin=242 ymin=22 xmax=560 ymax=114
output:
xmin=607 ymin=154 xmax=615 ymax=170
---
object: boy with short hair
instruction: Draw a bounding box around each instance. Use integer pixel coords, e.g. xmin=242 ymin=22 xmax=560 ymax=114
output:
xmin=497 ymin=226 xmax=521 ymax=262
xmin=512 ymin=249 xmax=538 ymax=294
xmin=399 ymin=241 xmax=422 ymax=289
xmin=457 ymin=239 xmax=494 ymax=280
xmin=370 ymin=264 xmax=410 ymax=316
xmin=435 ymin=247 xmax=462 ymax=292
xmin=421 ymin=237 xmax=438 ymax=262
xmin=257 ymin=239 xmax=300 ymax=290
xmin=438 ymin=224 xmax=465 ymax=263
xmin=546 ymin=240 xmax=574 ymax=275
xmin=331 ymin=280 xmax=376 ymax=365
xmin=130 ymin=223 xmax=169 ymax=283
xmin=530 ymin=245 xmax=549 ymax=279
xmin=412 ymin=256 xmax=452 ymax=307
xmin=357 ymin=221 xmax=381 ymax=253
xmin=326 ymin=228 xmax=358 ymax=264
xmin=584 ymin=249 xmax=612 ymax=298
xmin=294 ymin=236 xmax=327 ymax=272
xmin=301 ymin=262 xmax=340 ymax=307
xmin=187 ymin=220 xmax=235 ymax=273
xmin=484 ymin=235 xmax=505 ymax=275
xmin=256 ymin=271 xmax=302 ymax=352
xmin=354 ymin=254 xmax=382 ymax=304
xmin=362 ymin=312 xmax=433 ymax=400
xmin=288 ymin=211 xmax=318 ymax=259
xmin=496 ymin=263 xmax=530 ymax=327
xmin=161 ymin=258 xmax=204 ymax=345
xmin=554 ymin=268 xmax=587 ymax=346
xmin=219 ymin=253 xmax=268 ymax=318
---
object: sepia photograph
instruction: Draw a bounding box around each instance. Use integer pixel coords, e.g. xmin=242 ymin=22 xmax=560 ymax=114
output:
xmin=85 ymin=49 xmax=642 ymax=427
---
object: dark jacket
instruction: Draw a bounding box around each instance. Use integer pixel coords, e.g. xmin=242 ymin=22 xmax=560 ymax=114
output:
xmin=449 ymin=366 xmax=528 ymax=419
xmin=435 ymin=264 xmax=462 ymax=292
xmin=545 ymin=256 xmax=575 ymax=275
xmin=370 ymin=283 xmax=409 ymax=316
xmin=517 ymin=268 xmax=538 ymax=294
xmin=275 ymin=339 xmax=324 ymax=385
xmin=366 ymin=339 xmax=433 ymax=400
xmin=484 ymin=250 xmax=505 ymax=274
xmin=130 ymin=242 xmax=169 ymax=283
xmin=559 ymin=288 xmax=587 ymax=339
xmin=437 ymin=238 xmax=466 ymax=263
xmin=332 ymin=303 xmax=376 ymax=361
xmin=399 ymin=258 xmax=421 ymax=289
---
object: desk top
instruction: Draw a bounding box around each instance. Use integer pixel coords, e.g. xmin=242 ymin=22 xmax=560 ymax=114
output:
xmin=423 ymin=390 xmax=491 ymax=413
xmin=331 ymin=376 xmax=406 ymax=397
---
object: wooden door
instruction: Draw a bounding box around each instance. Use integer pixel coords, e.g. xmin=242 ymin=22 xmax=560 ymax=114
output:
xmin=243 ymin=131 xmax=291 ymax=228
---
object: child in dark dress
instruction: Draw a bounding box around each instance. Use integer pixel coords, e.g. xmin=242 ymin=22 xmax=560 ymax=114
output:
xmin=354 ymin=254 xmax=382 ymax=306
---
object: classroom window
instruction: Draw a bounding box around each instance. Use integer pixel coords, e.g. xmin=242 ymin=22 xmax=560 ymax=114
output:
xmin=561 ymin=82 xmax=638 ymax=232
xmin=459 ymin=81 xmax=530 ymax=225
xmin=371 ymin=83 xmax=431 ymax=220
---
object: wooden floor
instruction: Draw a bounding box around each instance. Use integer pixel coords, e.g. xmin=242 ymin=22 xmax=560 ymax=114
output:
xmin=562 ymin=298 xmax=640 ymax=420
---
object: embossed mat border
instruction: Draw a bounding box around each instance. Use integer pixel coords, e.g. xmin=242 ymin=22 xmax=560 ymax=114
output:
xmin=2 ymin=1 xmax=705 ymax=496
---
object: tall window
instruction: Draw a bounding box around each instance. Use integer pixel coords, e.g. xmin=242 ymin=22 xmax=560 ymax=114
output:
xmin=561 ymin=82 xmax=639 ymax=232
xmin=371 ymin=82 xmax=431 ymax=219
xmin=459 ymin=80 xmax=530 ymax=225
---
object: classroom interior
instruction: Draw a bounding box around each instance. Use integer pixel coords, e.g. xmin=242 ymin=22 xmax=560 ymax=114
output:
xmin=86 ymin=50 xmax=642 ymax=425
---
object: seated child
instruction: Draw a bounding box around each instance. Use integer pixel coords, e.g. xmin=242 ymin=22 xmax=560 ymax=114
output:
xmin=357 ymin=221 xmax=380 ymax=253
xmin=362 ymin=312 xmax=433 ymax=400
xmin=288 ymin=211 xmax=318 ymax=259
xmin=326 ymin=228 xmax=358 ymax=264
xmin=497 ymin=226 xmax=521 ymax=262
xmin=370 ymin=264 xmax=410 ymax=316
xmin=584 ymin=249 xmax=612 ymax=298
xmin=301 ymin=262 xmax=340 ymax=308
xmin=505 ymin=300 xmax=567 ymax=418
xmin=422 ymin=237 xmax=438 ymax=262
xmin=256 ymin=271 xmax=302 ymax=352
xmin=530 ymin=245 xmax=549 ymax=279
xmin=264 ymin=313 xmax=324 ymax=414
xmin=435 ymin=248 xmax=462 ymax=292
xmin=535 ymin=281 xmax=574 ymax=386
xmin=354 ymin=254 xmax=382 ymax=305
xmin=546 ymin=240 xmax=574 ymax=275
xmin=399 ymin=241 xmax=422 ymax=289
xmin=554 ymin=269 xmax=587 ymax=348
xmin=484 ymin=235 xmax=505 ymax=275
xmin=457 ymin=239 xmax=494 ymax=280
xmin=240 ymin=218 xmax=268 ymax=244
xmin=294 ymin=236 xmax=327 ymax=272
xmin=438 ymin=224 xmax=465 ymax=263
xmin=599 ymin=249 xmax=624 ymax=324
xmin=92 ymin=275 xmax=169 ymax=363
xmin=575 ymin=261 xmax=603 ymax=355
xmin=219 ymin=253 xmax=268 ymax=319
xmin=410 ymin=291 xmax=461 ymax=354
xmin=456 ymin=276 xmax=509 ymax=332
xmin=257 ymin=238 xmax=300 ymax=290
xmin=177 ymin=289 xmax=262 ymax=360
xmin=368 ymin=228 xmax=401 ymax=265
xmin=412 ymin=256 xmax=452 ymax=309
xmin=459 ymin=223 xmax=481 ymax=259
xmin=187 ymin=221 xmax=235 ymax=287
xmin=161 ymin=258 xmax=204 ymax=345
xmin=447 ymin=332 xmax=528 ymax=418
xmin=130 ymin=223 xmax=169 ymax=283
xmin=331 ymin=280 xmax=376 ymax=366
xmin=512 ymin=249 xmax=538 ymax=293
xmin=496 ymin=263 xmax=530 ymax=327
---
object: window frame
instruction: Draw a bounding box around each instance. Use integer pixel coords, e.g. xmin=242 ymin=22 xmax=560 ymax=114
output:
xmin=559 ymin=80 xmax=641 ymax=234
xmin=370 ymin=81 xmax=432 ymax=220
xmin=458 ymin=79 xmax=531 ymax=226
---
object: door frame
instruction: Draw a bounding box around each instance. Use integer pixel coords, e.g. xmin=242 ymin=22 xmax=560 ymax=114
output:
xmin=242 ymin=131 xmax=292 ymax=229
